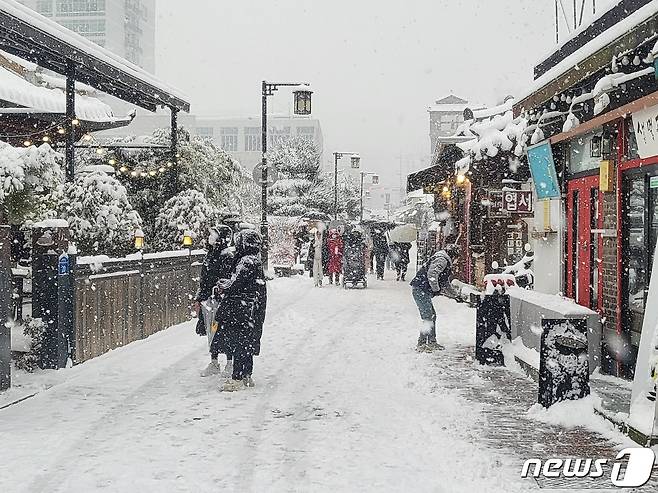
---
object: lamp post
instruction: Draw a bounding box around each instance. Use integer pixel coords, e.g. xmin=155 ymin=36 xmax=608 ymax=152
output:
xmin=261 ymin=81 xmax=312 ymax=270
xmin=360 ymin=171 xmax=379 ymax=222
xmin=333 ymin=152 xmax=360 ymax=219
xmin=134 ymin=228 xmax=145 ymax=337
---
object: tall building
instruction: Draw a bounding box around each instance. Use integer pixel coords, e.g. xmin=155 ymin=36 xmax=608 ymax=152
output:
xmin=18 ymin=0 xmax=156 ymax=72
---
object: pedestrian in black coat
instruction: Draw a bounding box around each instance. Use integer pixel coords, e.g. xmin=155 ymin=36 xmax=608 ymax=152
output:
xmin=217 ymin=229 xmax=267 ymax=391
xmin=394 ymin=242 xmax=412 ymax=281
xmin=371 ymin=228 xmax=389 ymax=280
xmin=194 ymin=226 xmax=235 ymax=377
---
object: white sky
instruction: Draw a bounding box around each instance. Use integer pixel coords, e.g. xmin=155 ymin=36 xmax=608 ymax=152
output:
xmin=154 ymin=0 xmax=615 ymax=189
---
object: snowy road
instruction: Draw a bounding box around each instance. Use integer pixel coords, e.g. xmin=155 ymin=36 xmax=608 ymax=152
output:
xmin=0 ymin=275 xmax=539 ymax=493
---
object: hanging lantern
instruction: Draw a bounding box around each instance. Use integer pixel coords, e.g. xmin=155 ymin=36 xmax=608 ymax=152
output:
xmin=182 ymin=230 xmax=193 ymax=247
xmin=292 ymin=84 xmax=313 ymax=115
xmin=350 ymin=154 xmax=361 ymax=169
xmin=134 ymin=229 xmax=145 ymax=250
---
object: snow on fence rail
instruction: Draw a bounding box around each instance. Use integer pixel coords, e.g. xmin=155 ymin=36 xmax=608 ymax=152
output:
xmin=72 ymin=250 xmax=205 ymax=363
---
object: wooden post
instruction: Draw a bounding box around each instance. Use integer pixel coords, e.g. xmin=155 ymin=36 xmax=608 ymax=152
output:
xmin=0 ymin=225 xmax=12 ymax=390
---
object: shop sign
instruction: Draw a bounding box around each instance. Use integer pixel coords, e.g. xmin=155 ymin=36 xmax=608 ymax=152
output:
xmin=502 ymin=190 xmax=533 ymax=214
xmin=487 ymin=191 xmax=509 ymax=218
xmin=632 ymin=105 xmax=658 ymax=159
xmin=650 ymin=176 xmax=658 ymax=189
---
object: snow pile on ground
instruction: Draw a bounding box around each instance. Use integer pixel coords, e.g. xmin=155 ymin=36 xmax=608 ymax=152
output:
xmin=527 ymin=394 xmax=629 ymax=446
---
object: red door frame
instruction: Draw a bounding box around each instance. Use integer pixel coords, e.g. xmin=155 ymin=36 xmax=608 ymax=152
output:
xmin=566 ymin=175 xmax=603 ymax=311
xmin=616 ymin=119 xmax=658 ymax=337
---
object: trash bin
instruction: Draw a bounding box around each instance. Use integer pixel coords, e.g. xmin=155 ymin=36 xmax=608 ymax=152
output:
xmin=538 ymin=318 xmax=590 ymax=408
xmin=475 ymin=277 xmax=513 ymax=366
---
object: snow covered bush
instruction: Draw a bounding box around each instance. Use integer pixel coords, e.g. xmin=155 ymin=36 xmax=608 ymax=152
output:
xmin=151 ymin=189 xmax=220 ymax=251
xmin=14 ymin=316 xmax=47 ymax=372
xmin=0 ymin=142 xmax=63 ymax=224
xmin=48 ymin=166 xmax=142 ymax=256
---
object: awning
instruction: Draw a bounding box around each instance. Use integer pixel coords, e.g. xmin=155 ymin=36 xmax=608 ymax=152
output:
xmin=0 ymin=0 xmax=190 ymax=112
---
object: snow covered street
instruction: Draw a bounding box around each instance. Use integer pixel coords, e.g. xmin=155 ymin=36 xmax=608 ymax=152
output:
xmin=0 ymin=274 xmax=627 ymax=492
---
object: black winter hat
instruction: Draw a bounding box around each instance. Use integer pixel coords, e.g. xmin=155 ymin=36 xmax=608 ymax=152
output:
xmin=444 ymin=244 xmax=460 ymax=259
xmin=236 ymin=229 xmax=262 ymax=253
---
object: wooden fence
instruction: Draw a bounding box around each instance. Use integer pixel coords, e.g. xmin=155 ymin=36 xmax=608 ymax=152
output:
xmin=73 ymin=251 xmax=204 ymax=363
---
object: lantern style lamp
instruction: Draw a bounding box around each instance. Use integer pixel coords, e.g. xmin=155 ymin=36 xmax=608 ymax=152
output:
xmin=134 ymin=229 xmax=145 ymax=250
xmin=351 ymin=154 xmax=361 ymax=169
xmin=456 ymin=173 xmax=466 ymax=185
xmin=182 ymin=230 xmax=193 ymax=248
xmin=371 ymin=174 xmax=379 ymax=185
xmin=293 ymin=85 xmax=313 ymax=115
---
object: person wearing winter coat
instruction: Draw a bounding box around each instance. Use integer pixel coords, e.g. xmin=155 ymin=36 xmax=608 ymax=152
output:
xmin=371 ymin=228 xmax=389 ymax=280
xmin=194 ymin=225 xmax=235 ymax=377
xmin=394 ymin=242 xmax=412 ymax=281
xmin=409 ymin=244 xmax=461 ymax=351
xmin=216 ymin=229 xmax=267 ymax=391
xmin=326 ymin=228 xmax=344 ymax=285
xmin=293 ymin=225 xmax=308 ymax=264
xmin=312 ymin=227 xmax=324 ymax=287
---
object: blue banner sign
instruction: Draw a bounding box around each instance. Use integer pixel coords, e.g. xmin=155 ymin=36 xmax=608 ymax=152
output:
xmin=527 ymin=142 xmax=561 ymax=200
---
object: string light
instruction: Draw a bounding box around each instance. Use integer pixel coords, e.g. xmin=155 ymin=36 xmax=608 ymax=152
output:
xmin=57 ymin=128 xmax=66 ymax=135
xmin=72 ymin=119 xmax=80 ymax=126
xmin=78 ymin=131 xmax=176 ymax=180
xmin=41 ymin=136 xmax=50 ymax=142
xmin=23 ymin=140 xmax=31 ymax=147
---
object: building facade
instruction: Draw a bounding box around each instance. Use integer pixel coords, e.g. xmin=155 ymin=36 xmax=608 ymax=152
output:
xmin=19 ymin=0 xmax=156 ymax=72
xmin=98 ymin=113 xmax=323 ymax=171
xmin=428 ymin=95 xmax=477 ymax=156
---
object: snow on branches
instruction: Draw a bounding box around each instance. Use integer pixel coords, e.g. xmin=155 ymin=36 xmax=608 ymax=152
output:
xmin=267 ymin=136 xmax=360 ymax=218
xmin=49 ymin=166 xmax=142 ymax=256
xmin=0 ymin=142 xmax=63 ymax=223
xmin=152 ymin=189 xmax=220 ymax=251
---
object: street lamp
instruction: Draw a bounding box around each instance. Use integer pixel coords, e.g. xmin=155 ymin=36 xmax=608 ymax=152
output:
xmin=292 ymin=85 xmax=313 ymax=115
xmin=134 ymin=229 xmax=145 ymax=251
xmin=360 ymin=171 xmax=379 ymax=222
xmin=261 ymin=80 xmax=312 ymax=270
xmin=333 ymin=151 xmax=359 ymax=219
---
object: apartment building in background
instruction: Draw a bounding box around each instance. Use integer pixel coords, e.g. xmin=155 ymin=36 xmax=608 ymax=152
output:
xmin=98 ymin=113 xmax=324 ymax=171
xmin=19 ymin=0 xmax=156 ymax=72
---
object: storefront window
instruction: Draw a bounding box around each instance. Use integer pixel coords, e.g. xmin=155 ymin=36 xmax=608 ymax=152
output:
xmin=568 ymin=131 xmax=604 ymax=174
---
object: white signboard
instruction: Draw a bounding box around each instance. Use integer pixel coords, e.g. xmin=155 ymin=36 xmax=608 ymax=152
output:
xmin=632 ymin=105 xmax=658 ymax=159
xmin=629 ymin=238 xmax=658 ymax=439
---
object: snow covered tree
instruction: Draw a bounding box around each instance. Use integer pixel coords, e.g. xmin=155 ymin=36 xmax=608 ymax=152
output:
xmin=0 ymin=142 xmax=63 ymax=224
xmin=266 ymin=136 xmax=360 ymax=218
xmin=47 ymin=166 xmax=142 ymax=256
xmin=151 ymin=189 xmax=220 ymax=251
xmin=99 ymin=128 xmax=258 ymax=237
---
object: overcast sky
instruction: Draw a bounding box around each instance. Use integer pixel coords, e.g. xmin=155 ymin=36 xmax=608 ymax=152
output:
xmin=154 ymin=0 xmax=612 ymax=189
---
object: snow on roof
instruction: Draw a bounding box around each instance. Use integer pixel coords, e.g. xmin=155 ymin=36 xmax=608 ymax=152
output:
xmin=0 ymin=65 xmax=123 ymax=122
xmin=455 ymin=110 xmax=529 ymax=173
xmin=516 ymin=1 xmax=658 ymax=107
xmin=0 ymin=0 xmax=189 ymax=103
xmin=472 ymin=98 xmax=515 ymax=120
xmin=428 ymin=103 xmax=470 ymax=113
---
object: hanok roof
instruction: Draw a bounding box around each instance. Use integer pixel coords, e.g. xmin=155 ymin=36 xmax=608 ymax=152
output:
xmin=0 ymin=0 xmax=190 ymax=113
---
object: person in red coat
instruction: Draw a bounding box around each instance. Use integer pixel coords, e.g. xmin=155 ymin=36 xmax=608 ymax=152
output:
xmin=327 ymin=228 xmax=344 ymax=285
